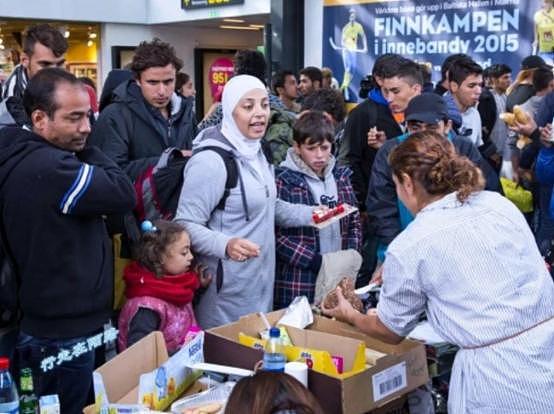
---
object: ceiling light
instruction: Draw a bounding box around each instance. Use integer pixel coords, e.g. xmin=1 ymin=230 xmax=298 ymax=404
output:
xmin=220 ymin=25 xmax=259 ymax=31
xmin=249 ymin=24 xmax=265 ymax=28
xmin=87 ymin=40 xmax=93 ymax=47
xmin=223 ymin=18 xmax=244 ymax=23
xmin=0 ymin=38 xmax=3 ymax=44
xmin=64 ymin=30 xmax=70 ymax=38
xmin=0 ymin=45 xmax=5 ymax=50
xmin=89 ymin=32 xmax=97 ymax=39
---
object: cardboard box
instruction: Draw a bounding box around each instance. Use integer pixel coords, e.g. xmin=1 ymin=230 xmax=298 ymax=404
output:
xmin=84 ymin=331 xmax=204 ymax=413
xmin=204 ymin=312 xmax=428 ymax=414
xmin=369 ymin=395 xmax=408 ymax=414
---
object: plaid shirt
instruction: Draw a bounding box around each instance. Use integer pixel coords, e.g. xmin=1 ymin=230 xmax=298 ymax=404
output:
xmin=274 ymin=165 xmax=362 ymax=309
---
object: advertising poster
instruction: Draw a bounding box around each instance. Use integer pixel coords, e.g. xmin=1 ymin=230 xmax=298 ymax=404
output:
xmin=323 ymin=0 xmax=547 ymax=102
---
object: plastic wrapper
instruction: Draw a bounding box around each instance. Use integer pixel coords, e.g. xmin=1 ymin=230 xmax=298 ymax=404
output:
xmin=277 ymin=296 xmax=313 ymax=329
xmin=170 ymin=382 xmax=235 ymax=414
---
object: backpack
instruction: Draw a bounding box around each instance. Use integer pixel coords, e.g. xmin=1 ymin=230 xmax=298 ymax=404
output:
xmin=134 ymin=146 xmax=241 ymax=222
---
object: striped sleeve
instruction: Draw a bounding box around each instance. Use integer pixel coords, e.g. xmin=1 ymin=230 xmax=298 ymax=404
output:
xmin=59 ymin=163 xmax=95 ymax=214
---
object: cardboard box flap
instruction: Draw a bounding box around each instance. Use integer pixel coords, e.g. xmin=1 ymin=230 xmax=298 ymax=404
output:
xmin=309 ymin=314 xmax=418 ymax=354
xmin=96 ymin=331 xmax=168 ymax=403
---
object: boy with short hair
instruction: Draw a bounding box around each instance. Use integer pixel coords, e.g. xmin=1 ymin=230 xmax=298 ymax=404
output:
xmin=274 ymin=111 xmax=361 ymax=309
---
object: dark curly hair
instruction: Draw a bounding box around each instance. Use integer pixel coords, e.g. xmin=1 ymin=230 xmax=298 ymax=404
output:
xmin=234 ymin=49 xmax=267 ymax=84
xmin=23 ymin=23 xmax=68 ymax=58
xmin=389 ymin=131 xmax=485 ymax=203
xmin=130 ymin=38 xmax=183 ymax=78
xmin=134 ymin=220 xmax=188 ymax=277
xmin=301 ymin=88 xmax=346 ymax=124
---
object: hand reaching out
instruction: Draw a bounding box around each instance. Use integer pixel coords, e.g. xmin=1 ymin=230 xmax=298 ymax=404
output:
xmin=367 ymin=127 xmax=386 ymax=149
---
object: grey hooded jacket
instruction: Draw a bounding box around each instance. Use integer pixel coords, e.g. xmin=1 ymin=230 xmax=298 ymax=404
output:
xmin=175 ymin=126 xmax=313 ymax=328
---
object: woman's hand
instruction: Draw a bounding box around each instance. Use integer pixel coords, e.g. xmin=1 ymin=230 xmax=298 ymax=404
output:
xmin=195 ymin=263 xmax=212 ymax=288
xmin=226 ymin=238 xmax=261 ymax=262
xmin=370 ymin=263 xmax=384 ymax=285
xmin=321 ymin=287 xmax=358 ymax=325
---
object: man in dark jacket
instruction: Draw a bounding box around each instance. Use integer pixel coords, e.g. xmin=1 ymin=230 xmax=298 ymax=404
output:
xmin=367 ymin=93 xmax=501 ymax=264
xmin=89 ymin=38 xmax=197 ymax=181
xmin=338 ymin=54 xmax=410 ymax=210
xmin=0 ymin=69 xmax=136 ymax=412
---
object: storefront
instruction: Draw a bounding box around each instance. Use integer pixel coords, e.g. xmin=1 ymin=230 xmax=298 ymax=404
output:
xmin=0 ymin=19 xmax=101 ymax=89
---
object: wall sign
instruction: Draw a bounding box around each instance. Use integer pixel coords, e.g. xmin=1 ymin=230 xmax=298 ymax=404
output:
xmin=323 ymin=0 xmax=544 ymax=102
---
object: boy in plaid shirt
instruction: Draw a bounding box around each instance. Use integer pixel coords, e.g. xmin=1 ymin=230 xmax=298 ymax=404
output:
xmin=274 ymin=111 xmax=362 ymax=309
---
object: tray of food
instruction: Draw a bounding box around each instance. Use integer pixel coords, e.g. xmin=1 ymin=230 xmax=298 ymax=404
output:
xmin=312 ymin=203 xmax=358 ymax=229
xmin=170 ymin=382 xmax=235 ymax=414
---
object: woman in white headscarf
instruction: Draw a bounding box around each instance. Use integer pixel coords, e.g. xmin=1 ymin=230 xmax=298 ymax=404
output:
xmin=175 ymin=75 xmax=315 ymax=329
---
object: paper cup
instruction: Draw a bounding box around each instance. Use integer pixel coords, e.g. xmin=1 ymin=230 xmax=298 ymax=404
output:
xmin=284 ymin=361 xmax=308 ymax=387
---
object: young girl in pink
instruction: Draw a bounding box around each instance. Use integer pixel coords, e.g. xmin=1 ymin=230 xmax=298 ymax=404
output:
xmin=118 ymin=220 xmax=209 ymax=353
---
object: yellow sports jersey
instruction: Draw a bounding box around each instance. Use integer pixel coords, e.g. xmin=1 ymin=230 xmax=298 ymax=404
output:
xmin=535 ymin=9 xmax=554 ymax=52
xmin=342 ymin=22 xmax=365 ymax=50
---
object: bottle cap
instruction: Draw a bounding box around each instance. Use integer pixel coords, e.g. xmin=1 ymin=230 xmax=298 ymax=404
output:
xmin=269 ymin=327 xmax=280 ymax=338
xmin=0 ymin=357 xmax=9 ymax=370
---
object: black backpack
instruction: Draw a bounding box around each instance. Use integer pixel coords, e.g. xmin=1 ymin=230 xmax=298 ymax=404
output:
xmin=134 ymin=146 xmax=243 ymax=222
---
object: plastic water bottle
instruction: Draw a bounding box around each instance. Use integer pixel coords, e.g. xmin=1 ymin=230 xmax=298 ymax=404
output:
xmin=263 ymin=327 xmax=286 ymax=372
xmin=0 ymin=357 xmax=19 ymax=413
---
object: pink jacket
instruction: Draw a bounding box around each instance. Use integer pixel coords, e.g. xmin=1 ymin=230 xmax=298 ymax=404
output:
xmin=118 ymin=296 xmax=197 ymax=354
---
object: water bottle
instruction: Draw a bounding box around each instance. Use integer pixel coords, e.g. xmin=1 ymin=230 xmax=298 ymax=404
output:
xmin=0 ymin=357 xmax=19 ymax=414
xmin=19 ymin=367 xmax=38 ymax=414
xmin=263 ymin=327 xmax=286 ymax=372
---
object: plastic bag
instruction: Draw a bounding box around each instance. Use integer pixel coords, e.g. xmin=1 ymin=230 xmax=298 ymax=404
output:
xmin=500 ymin=177 xmax=533 ymax=213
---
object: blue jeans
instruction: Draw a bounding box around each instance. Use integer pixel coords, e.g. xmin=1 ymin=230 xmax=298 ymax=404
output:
xmin=14 ymin=332 xmax=95 ymax=414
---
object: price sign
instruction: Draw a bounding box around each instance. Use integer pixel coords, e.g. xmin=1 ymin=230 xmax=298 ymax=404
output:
xmin=208 ymin=57 xmax=234 ymax=102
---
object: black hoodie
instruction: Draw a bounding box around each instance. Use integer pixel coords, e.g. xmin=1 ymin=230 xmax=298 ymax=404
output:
xmin=88 ymin=80 xmax=197 ymax=181
xmin=0 ymin=127 xmax=136 ymax=338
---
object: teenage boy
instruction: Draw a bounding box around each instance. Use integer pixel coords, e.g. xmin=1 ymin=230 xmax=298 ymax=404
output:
xmin=274 ymin=111 xmax=361 ymax=309
xmin=447 ymin=57 xmax=484 ymax=148
xmin=367 ymin=93 xmax=500 ymax=269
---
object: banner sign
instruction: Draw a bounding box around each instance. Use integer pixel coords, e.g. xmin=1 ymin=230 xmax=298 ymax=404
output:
xmin=208 ymin=57 xmax=234 ymax=101
xmin=323 ymin=0 xmax=545 ymax=102
xmin=182 ymin=0 xmax=244 ymax=10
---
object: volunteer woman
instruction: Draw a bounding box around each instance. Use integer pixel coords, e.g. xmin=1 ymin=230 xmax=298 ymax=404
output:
xmin=323 ymin=132 xmax=554 ymax=413
xmin=175 ymin=75 xmax=314 ymax=329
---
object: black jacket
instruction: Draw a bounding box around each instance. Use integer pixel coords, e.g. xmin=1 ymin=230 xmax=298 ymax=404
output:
xmin=339 ymin=97 xmax=402 ymax=210
xmin=88 ymin=80 xmax=197 ymax=181
xmin=0 ymin=127 xmax=136 ymax=338
xmin=366 ymin=132 xmax=501 ymax=245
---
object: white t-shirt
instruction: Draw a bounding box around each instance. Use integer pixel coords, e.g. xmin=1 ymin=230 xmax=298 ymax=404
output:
xmin=460 ymin=106 xmax=483 ymax=147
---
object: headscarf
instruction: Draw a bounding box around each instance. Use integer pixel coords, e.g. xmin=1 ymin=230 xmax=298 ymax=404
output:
xmin=221 ymin=75 xmax=268 ymax=160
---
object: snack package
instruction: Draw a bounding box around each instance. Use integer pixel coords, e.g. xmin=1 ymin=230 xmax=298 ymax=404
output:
xmin=277 ymin=296 xmax=313 ymax=329
xmin=170 ymin=382 xmax=235 ymax=414
xmin=138 ymin=332 xmax=204 ymax=411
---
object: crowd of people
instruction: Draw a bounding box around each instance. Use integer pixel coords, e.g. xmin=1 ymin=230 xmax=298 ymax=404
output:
xmin=0 ymin=22 xmax=553 ymax=414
